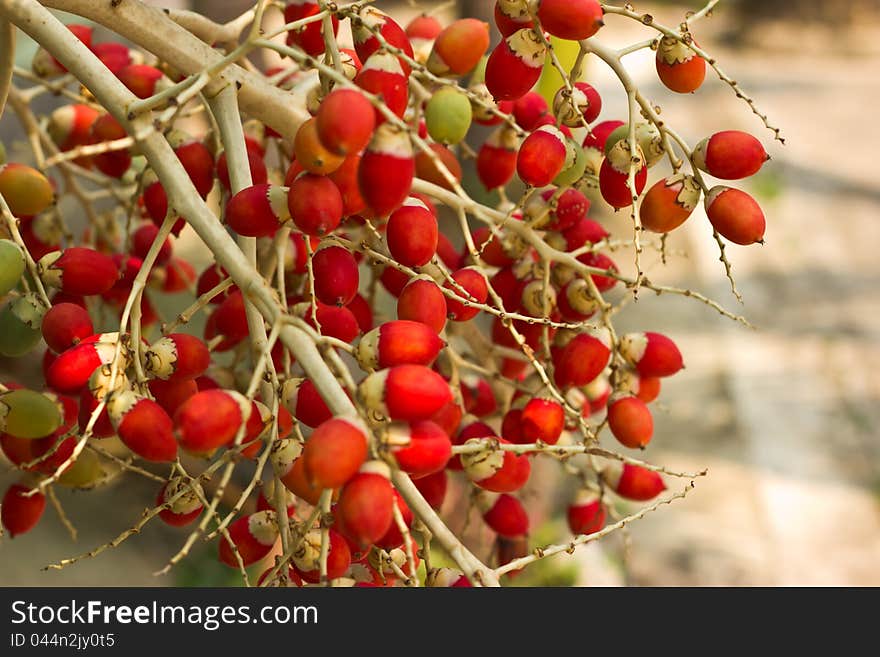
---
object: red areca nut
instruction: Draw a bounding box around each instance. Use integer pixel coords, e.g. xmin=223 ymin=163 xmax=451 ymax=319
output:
xmin=301 ymin=415 xmax=370 ymax=490
xmin=280 ymin=378 xmax=333 ymax=428
xmin=90 ymin=113 xmax=131 ymax=178
xmin=216 ymin=140 xmax=268 ymax=192
xmin=426 ymin=18 xmax=490 ymax=77
xmin=315 ymin=88 xmax=376 ymax=156
xmin=148 ymin=377 xmax=197 ymax=417
xmin=427 ymin=567 xmax=471 ymax=587
xmin=225 ymin=184 xmax=291 ymax=238
xmin=541 ymin=187 xmax=591 ymax=232
xmin=520 ymin=397 xmax=565 ymax=445
xmin=117 ymin=64 xmax=165 ymax=99
xmin=328 ymin=154 xmax=367 ymax=216
xmin=619 ymin=370 xmax=662 ymax=404
xmin=694 ymin=130 xmax=768 ymax=180
xmin=485 ymin=28 xmax=547 ymax=102
xmin=293 ymin=117 xmax=344 ymax=175
xmin=477 ymin=125 xmax=519 ymax=190
xmin=494 ymin=0 xmax=533 ymax=37
xmin=415 ymin=143 xmax=462 ymax=191
xmin=476 ymin=490 xmax=529 ymax=538
xmin=407 ymin=14 xmax=443 ymax=62
xmin=513 ymin=92 xmax=549 ymax=131
xmin=92 ymin=42 xmax=133 ymax=75
xmin=705 ymin=186 xmax=766 ymax=245
xmin=601 ymin=462 xmax=666 ymax=501
xmin=355 ymin=320 xmax=444 ymax=371
xmin=382 ymin=420 xmax=451 ymax=478
xmin=256 ymin=479 xmax=297 ymax=518
xmin=375 ymin=489 xmax=414 ymax=550
xmin=31 ymin=23 xmax=92 ymax=77
xmin=46 ymin=333 xmax=125 ymax=394
xmin=47 ymin=104 xmax=99 ymax=154
xmin=553 ymin=328 xmax=612 ymax=388
xmin=556 ymin=278 xmax=600 ymax=322
xmin=107 ymin=390 xmax=178 ymax=462
xmin=299 ymin=301 xmax=361 ymax=342
xmin=174 ymin=389 xmax=253 ymax=456
xmin=397 ymin=275 xmax=448 ymax=334
xmin=460 ymin=376 xmax=497 ymax=417
xmin=656 ymin=35 xmax=706 ymax=94
xmin=536 ymin=0 xmax=604 ymax=41
xmin=41 ymin=303 xmax=94 ymax=353
xmin=359 ymin=365 xmax=453 ymax=421
xmin=578 ymin=251 xmax=619 ymax=292
xmin=607 ymin=394 xmax=654 ymax=449
xmin=619 ymin=331 xmax=684 ymax=378
xmin=444 ymin=267 xmax=489 ymax=322
xmin=157 ymin=476 xmax=204 ymax=527
xmin=132 ymin=223 xmax=172 ymax=265
xmin=311 ymin=244 xmax=360 ymax=307
xmin=37 ymin=247 xmax=119 ymax=296
xmin=287 ymin=173 xmax=344 ymax=237
xmin=1 ymin=483 xmax=46 ymax=537
xmin=168 ymin=134 xmax=215 ymax=199
xmin=355 ymin=51 xmax=409 ymax=124
xmin=554 ymin=82 xmax=602 ymax=127
xmin=337 ymin=461 xmax=395 ymax=548
xmin=386 ymin=198 xmax=438 ymax=267
xmin=567 ymin=489 xmax=606 ymax=535
xmin=0 ymin=163 xmax=55 ymax=217
xmin=284 ymin=0 xmax=340 ymax=56
xmin=352 ymin=6 xmax=414 ymax=76
xmin=143 ymin=333 xmax=210 ymax=381
xmin=218 ymin=510 xmax=279 ymax=568
xmin=461 ymin=437 xmax=531 ymax=493
xmin=599 ymin=138 xmax=648 ymax=209
xmin=359 ymin=123 xmax=414 ymax=217
xmin=292 ymin=527 xmax=351 ymax=583
xmin=517 ymin=125 xmax=568 ymax=187
xmin=639 ymin=173 xmax=701 ymax=234
xmin=412 ymin=469 xmax=447 ymax=510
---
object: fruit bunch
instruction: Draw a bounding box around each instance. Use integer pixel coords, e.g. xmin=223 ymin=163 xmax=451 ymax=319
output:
xmin=0 ymin=0 xmax=777 ymax=586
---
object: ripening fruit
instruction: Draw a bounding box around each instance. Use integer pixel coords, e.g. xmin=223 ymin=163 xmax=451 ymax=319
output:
xmin=91 ymin=113 xmax=132 ymax=178
xmin=640 ymin=174 xmax=701 ymax=233
xmin=287 ymin=173 xmax=343 ymax=237
xmin=355 ymin=320 xmax=444 ymax=371
xmin=386 ymin=198 xmax=438 ymax=267
xmin=425 ymin=87 xmax=472 ymax=145
xmin=477 ymin=126 xmax=519 ymax=190
xmin=310 ymin=244 xmax=359 ymax=307
xmin=174 ymin=389 xmax=252 ymax=456
xmin=494 ymin=0 xmax=533 ymax=37
xmin=107 ymin=391 xmax=178 ymax=462
xmin=601 ymin=462 xmax=666 ymax=501
xmin=517 ymin=125 xmax=568 ymax=187
xmin=607 ymin=394 xmax=653 ymax=449
xmin=705 ymin=186 xmax=766 ymax=245
xmin=352 ymin=6 xmax=415 ymax=76
xmin=567 ymin=489 xmax=606 ymax=535
xmin=47 ymin=104 xmax=99 ymax=153
xmin=485 ymin=28 xmax=547 ymax=102
xmin=520 ymin=397 xmax=565 ymax=445
xmin=359 ymin=123 xmax=414 ymax=217
xmin=554 ymin=82 xmax=602 ymax=127
xmin=477 ymin=491 xmax=529 ymax=538
xmin=293 ymin=527 xmax=351 ymax=583
xmin=397 ymin=276 xmax=447 ymax=333
xmin=694 ymin=131 xmax=768 ymax=180
xmin=0 ymin=163 xmax=54 ymax=217
xmin=444 ymin=267 xmax=489 ymax=322
xmin=37 ymin=248 xmax=118 ymax=296
xmin=619 ymin=331 xmax=683 ymax=379
xmin=0 ymin=293 xmax=45 ymax=357
xmin=1 ymin=483 xmax=46 ymax=537
xmin=284 ymin=0 xmax=340 ymax=57
xmin=553 ymin=329 xmax=612 ymax=388
xmin=427 ymin=18 xmax=490 ymax=77
xmin=536 ymin=0 xmax=604 ymax=41
xmin=225 ymin=184 xmax=290 ymax=238
xmin=218 ymin=510 xmax=279 ymax=568
xmin=0 ymin=388 xmax=63 ymax=439
xmin=294 ymin=118 xmax=344 ymax=175
xmin=157 ymin=476 xmax=204 ymax=527
xmin=281 ymin=378 xmax=333 ymax=428
xmin=383 ymin=420 xmax=451 ymax=478
xmin=356 ymin=51 xmax=409 ymax=124
xmin=461 ymin=437 xmax=531 ymax=493
xmin=328 ymin=154 xmax=367 ymax=217
xmin=359 ymin=365 xmax=452 ymax=421
xmin=143 ymin=333 xmax=211 ymax=381
xmin=301 ymin=415 xmax=370 ymax=490
xmin=46 ymin=334 xmax=122 ymax=393
xmin=599 ymin=139 xmax=647 ymax=209
xmin=656 ymin=35 xmax=706 ymax=94
xmin=315 ymin=88 xmax=376 ymax=156
xmin=41 ymin=302 xmax=94 ymax=353
xmin=337 ymin=461 xmax=395 ymax=548
xmin=0 ymin=239 xmax=25 ymax=297
xmin=117 ymin=63 xmax=165 ymax=98
xmin=415 ymin=143 xmax=462 ymax=191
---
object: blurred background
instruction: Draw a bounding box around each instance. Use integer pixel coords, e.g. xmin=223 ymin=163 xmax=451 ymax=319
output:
xmin=1 ymin=0 xmax=878 ymax=586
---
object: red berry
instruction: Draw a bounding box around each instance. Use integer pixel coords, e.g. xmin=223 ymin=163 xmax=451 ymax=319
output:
xmin=384 ymin=420 xmax=451 ymax=478
xmin=359 ymin=124 xmax=414 ymax=217
xmin=281 ymin=378 xmax=333 ymax=428
xmin=602 ymin=462 xmax=666 ymax=501
xmin=359 ymin=364 xmax=452 ymax=421
xmin=337 ymin=461 xmax=395 ymax=548
xmin=157 ymin=476 xmax=204 ymax=527
xmin=1 ymin=483 xmax=45 ymax=537
xmin=607 ymin=394 xmax=654 ymax=449
xmin=478 ymin=491 xmax=529 ymax=537
xmin=225 ymin=184 xmax=291 ymax=238
xmin=619 ymin=331 xmax=683 ymax=378
xmin=535 ymin=0 xmax=604 ymax=41
xmin=311 ymin=244 xmax=359 ymax=307
xmin=144 ymin=333 xmax=211 ymax=381
xmin=37 ymin=248 xmax=119 ymax=296
xmin=640 ymin=174 xmax=701 ymax=233
xmin=41 ymin=303 xmax=94 ymax=353
xmin=485 ymin=29 xmax=546 ymax=102
xmin=656 ymin=36 xmax=706 ymax=94
xmin=461 ymin=436 xmax=531 ymax=493
xmin=301 ymin=416 xmax=370 ymax=490
xmin=705 ymin=186 xmax=766 ymax=245
xmin=218 ymin=511 xmax=278 ymax=568
xmin=174 ymin=389 xmax=252 ymax=456
xmin=694 ymin=130 xmax=768 ymax=180
xmin=444 ymin=267 xmax=488 ymax=322
xmin=397 ymin=276 xmax=447 ymax=333
xmin=355 ymin=320 xmax=444 ymax=370
xmin=108 ymin=391 xmax=178 ymax=462
xmin=567 ymin=489 xmax=606 ymax=535
xmin=386 ymin=198 xmax=438 ymax=267
xmin=316 ymin=88 xmax=376 ymax=156
xmin=517 ymin=125 xmax=568 ymax=187
xmin=426 ymin=18 xmax=490 ymax=77
xmin=287 ymin=174 xmax=344 ymax=237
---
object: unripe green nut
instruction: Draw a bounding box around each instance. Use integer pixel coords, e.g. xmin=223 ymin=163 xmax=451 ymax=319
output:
xmin=0 ymin=388 xmax=62 ymax=439
xmin=0 ymin=239 xmax=26 ymax=297
xmin=0 ymin=292 xmax=46 ymax=357
xmin=605 ymin=123 xmax=664 ymax=168
xmin=57 ymin=448 xmax=104 ymax=489
xmin=553 ymin=139 xmax=588 ymax=187
xmin=425 ymin=87 xmax=473 ymax=145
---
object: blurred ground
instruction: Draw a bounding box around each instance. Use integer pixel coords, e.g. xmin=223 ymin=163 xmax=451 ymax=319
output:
xmin=1 ymin=2 xmax=878 ymax=586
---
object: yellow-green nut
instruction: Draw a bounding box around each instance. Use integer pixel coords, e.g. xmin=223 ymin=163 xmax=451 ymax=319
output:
xmin=0 ymin=292 xmax=47 ymax=357
xmin=0 ymin=239 xmax=26 ymax=297
xmin=0 ymin=163 xmax=54 ymax=217
xmin=57 ymin=448 xmax=104 ymax=489
xmin=553 ymin=139 xmax=588 ymax=188
xmin=0 ymin=141 xmax=6 ymax=164
xmin=425 ymin=87 xmax=473 ymax=145
xmin=0 ymin=388 xmax=62 ymax=439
